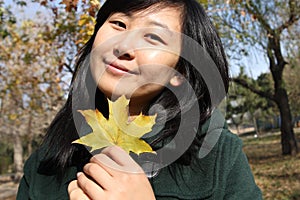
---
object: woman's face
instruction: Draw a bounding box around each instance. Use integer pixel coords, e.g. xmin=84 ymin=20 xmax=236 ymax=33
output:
xmin=90 ymin=6 xmax=182 ymax=113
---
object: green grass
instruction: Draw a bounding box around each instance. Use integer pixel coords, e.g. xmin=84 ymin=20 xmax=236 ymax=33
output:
xmin=242 ymin=128 xmax=300 ymax=200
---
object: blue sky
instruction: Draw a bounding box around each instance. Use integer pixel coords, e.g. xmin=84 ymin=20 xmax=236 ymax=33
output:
xmin=230 ymin=50 xmax=269 ymax=79
xmin=4 ymin=0 xmax=52 ymax=22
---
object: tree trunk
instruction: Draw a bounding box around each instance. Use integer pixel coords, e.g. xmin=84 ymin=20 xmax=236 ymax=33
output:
xmin=235 ymin=123 xmax=240 ymax=135
xmin=13 ymin=131 xmax=23 ymax=182
xmin=252 ymin=116 xmax=259 ymax=136
xmin=27 ymin=112 xmax=33 ymax=156
xmin=275 ymin=89 xmax=298 ymax=155
xmin=268 ymin=31 xmax=299 ymax=155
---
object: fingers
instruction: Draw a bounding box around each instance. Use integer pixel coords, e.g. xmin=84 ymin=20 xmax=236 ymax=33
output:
xmin=101 ymin=146 xmax=134 ymax=166
xmin=91 ymin=152 xmax=121 ymax=171
xmin=76 ymin=172 xmax=105 ymax=199
xmin=91 ymin=146 xmax=143 ymax=174
xmin=68 ymin=180 xmax=90 ymax=200
xmin=83 ymin=163 xmax=114 ymax=190
xmin=70 ymin=146 xmax=154 ymax=200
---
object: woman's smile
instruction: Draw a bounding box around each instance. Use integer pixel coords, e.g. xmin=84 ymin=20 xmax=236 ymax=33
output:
xmin=105 ymin=60 xmax=135 ymax=76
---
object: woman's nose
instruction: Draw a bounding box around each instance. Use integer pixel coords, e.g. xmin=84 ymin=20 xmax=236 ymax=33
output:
xmin=113 ymin=32 xmax=136 ymax=60
xmin=113 ymin=45 xmax=135 ymax=60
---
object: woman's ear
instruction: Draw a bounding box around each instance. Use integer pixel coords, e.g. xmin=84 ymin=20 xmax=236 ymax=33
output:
xmin=169 ymin=75 xmax=184 ymax=87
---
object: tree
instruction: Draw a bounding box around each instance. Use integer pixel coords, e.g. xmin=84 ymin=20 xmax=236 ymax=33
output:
xmin=226 ymin=69 xmax=278 ymax=135
xmin=0 ymin=2 xmax=66 ymax=179
xmin=210 ymin=0 xmax=299 ymax=155
xmin=226 ymin=69 xmax=252 ymax=135
xmin=0 ymin=0 xmax=102 ymax=177
xmin=35 ymin=0 xmax=100 ymax=69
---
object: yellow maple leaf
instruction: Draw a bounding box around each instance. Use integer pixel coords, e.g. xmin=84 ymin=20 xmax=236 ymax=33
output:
xmin=72 ymin=95 xmax=156 ymax=155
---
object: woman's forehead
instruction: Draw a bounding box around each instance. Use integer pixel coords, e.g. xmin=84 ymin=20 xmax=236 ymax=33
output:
xmin=111 ymin=3 xmax=184 ymax=19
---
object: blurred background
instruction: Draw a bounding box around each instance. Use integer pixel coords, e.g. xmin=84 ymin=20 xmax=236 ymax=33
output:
xmin=0 ymin=0 xmax=299 ymax=199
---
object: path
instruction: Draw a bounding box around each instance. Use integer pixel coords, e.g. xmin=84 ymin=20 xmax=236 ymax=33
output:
xmin=0 ymin=175 xmax=18 ymax=200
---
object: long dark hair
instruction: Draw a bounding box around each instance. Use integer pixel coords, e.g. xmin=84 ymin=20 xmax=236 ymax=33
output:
xmin=40 ymin=0 xmax=229 ymax=176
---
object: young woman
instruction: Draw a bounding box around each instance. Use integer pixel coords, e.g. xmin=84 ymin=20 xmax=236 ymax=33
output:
xmin=17 ymin=0 xmax=262 ymax=199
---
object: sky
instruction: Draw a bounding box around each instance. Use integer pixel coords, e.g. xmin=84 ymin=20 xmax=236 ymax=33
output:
xmin=230 ymin=50 xmax=269 ymax=79
xmin=4 ymin=0 xmax=52 ymax=22
xmin=4 ymin=0 xmax=270 ymax=79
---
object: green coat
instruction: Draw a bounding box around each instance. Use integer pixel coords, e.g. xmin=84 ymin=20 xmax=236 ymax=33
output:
xmin=17 ymin=110 xmax=262 ymax=200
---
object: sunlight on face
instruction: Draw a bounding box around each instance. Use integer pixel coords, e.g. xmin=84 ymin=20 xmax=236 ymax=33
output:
xmin=90 ymin=6 xmax=183 ymax=113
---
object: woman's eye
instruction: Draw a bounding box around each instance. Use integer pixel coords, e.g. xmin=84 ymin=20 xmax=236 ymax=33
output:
xmin=111 ymin=21 xmax=126 ymax=29
xmin=145 ymin=34 xmax=165 ymax=44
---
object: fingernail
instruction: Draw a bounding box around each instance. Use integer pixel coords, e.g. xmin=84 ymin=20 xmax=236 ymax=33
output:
xmin=77 ymin=172 xmax=83 ymax=178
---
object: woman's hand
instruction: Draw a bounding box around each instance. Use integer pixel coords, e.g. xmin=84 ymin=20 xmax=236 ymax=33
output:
xmin=68 ymin=146 xmax=155 ymax=200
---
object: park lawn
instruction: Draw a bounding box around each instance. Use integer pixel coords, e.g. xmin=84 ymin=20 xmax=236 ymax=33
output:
xmin=242 ymin=129 xmax=300 ymax=200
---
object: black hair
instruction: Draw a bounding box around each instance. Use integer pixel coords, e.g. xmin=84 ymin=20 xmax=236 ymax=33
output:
xmin=40 ymin=0 xmax=229 ymax=177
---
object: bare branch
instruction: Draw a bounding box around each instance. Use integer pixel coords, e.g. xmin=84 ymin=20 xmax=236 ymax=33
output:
xmin=231 ymin=77 xmax=276 ymax=101
xmin=245 ymin=0 xmax=273 ymax=34
xmin=221 ymin=17 xmax=266 ymax=48
xmin=277 ymin=0 xmax=300 ymax=33
xmin=63 ymin=63 xmax=74 ymax=74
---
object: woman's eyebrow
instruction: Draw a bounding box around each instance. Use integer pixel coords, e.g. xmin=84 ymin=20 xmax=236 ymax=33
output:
xmin=145 ymin=20 xmax=173 ymax=36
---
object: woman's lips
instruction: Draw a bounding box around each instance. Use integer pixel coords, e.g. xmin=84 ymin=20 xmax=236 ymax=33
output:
xmin=104 ymin=60 xmax=137 ymax=76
